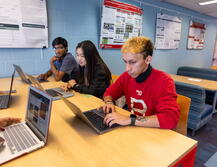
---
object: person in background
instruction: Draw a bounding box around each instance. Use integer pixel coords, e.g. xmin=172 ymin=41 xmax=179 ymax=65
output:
xmin=38 ymin=37 xmax=77 ymax=82
xmin=102 ymin=36 xmax=180 ymax=129
xmin=62 ymin=40 xmax=111 ymax=98
xmin=0 ymin=117 xmax=21 ymax=131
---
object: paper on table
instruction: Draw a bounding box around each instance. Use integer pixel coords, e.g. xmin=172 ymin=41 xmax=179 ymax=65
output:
xmin=187 ymin=78 xmax=202 ymax=82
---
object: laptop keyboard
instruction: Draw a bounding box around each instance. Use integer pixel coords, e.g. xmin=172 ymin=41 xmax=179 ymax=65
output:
xmin=0 ymin=95 xmax=9 ymax=107
xmin=46 ymin=89 xmax=62 ymax=97
xmin=3 ymin=124 xmax=39 ymax=154
xmin=84 ymin=110 xmax=119 ymax=131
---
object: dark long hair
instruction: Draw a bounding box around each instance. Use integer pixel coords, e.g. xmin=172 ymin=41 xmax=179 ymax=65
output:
xmin=76 ymin=40 xmax=111 ymax=85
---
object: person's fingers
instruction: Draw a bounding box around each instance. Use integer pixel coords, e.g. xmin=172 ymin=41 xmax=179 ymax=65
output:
xmin=67 ymin=83 xmax=72 ymax=89
xmin=13 ymin=118 xmax=21 ymax=123
xmin=8 ymin=118 xmax=21 ymax=126
xmin=0 ymin=127 xmax=5 ymax=131
xmin=97 ymin=106 xmax=103 ymax=111
xmin=4 ymin=118 xmax=21 ymax=127
xmin=106 ymin=106 xmax=111 ymax=114
xmin=109 ymin=120 xmax=117 ymax=127
xmin=104 ymin=114 xmax=114 ymax=125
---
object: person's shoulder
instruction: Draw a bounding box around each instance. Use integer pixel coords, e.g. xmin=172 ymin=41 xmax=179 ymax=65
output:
xmin=65 ymin=52 xmax=74 ymax=58
xmin=64 ymin=52 xmax=76 ymax=61
xmin=151 ymin=68 xmax=173 ymax=82
xmin=117 ymin=72 xmax=131 ymax=81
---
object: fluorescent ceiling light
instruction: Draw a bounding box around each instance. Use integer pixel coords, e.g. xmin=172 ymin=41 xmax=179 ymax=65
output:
xmin=199 ymin=0 xmax=217 ymax=5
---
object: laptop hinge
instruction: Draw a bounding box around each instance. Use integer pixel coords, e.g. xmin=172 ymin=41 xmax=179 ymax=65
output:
xmin=26 ymin=121 xmax=45 ymax=142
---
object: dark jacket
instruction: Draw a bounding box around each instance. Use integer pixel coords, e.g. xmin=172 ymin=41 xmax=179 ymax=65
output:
xmin=71 ymin=63 xmax=110 ymax=98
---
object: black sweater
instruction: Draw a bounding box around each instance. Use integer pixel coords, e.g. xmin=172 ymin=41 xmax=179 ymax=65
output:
xmin=71 ymin=63 xmax=110 ymax=98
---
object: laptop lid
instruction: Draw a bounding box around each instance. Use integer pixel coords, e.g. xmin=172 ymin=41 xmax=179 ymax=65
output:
xmin=26 ymin=74 xmax=46 ymax=92
xmin=61 ymin=97 xmax=99 ymax=130
xmin=13 ymin=64 xmax=30 ymax=84
xmin=6 ymin=70 xmax=15 ymax=106
xmin=25 ymin=86 xmax=53 ymax=143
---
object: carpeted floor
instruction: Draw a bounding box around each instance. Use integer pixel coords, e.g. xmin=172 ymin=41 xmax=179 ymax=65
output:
xmin=187 ymin=113 xmax=217 ymax=167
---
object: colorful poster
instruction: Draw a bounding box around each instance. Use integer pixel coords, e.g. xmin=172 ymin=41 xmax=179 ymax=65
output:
xmin=187 ymin=21 xmax=206 ymax=49
xmin=155 ymin=13 xmax=182 ymax=49
xmin=100 ymin=0 xmax=143 ymax=49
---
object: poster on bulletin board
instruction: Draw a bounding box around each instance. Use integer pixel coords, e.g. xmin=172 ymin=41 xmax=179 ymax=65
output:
xmin=0 ymin=0 xmax=48 ymax=48
xmin=155 ymin=13 xmax=182 ymax=49
xmin=187 ymin=21 xmax=206 ymax=49
xmin=100 ymin=0 xmax=143 ymax=49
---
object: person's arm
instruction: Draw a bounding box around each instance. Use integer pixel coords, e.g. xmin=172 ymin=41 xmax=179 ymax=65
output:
xmin=103 ymin=96 xmax=116 ymax=113
xmin=38 ymin=69 xmax=52 ymax=80
xmin=72 ymin=64 xmax=110 ymax=97
xmin=50 ymin=63 xmax=65 ymax=81
xmin=54 ymin=54 xmax=78 ymax=82
xmin=0 ymin=117 xmax=21 ymax=130
xmin=104 ymin=112 xmax=160 ymax=128
xmin=102 ymin=73 xmax=126 ymax=113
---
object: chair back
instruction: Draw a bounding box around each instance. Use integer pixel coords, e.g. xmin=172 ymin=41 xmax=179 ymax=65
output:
xmin=111 ymin=74 xmax=119 ymax=84
xmin=175 ymin=94 xmax=191 ymax=136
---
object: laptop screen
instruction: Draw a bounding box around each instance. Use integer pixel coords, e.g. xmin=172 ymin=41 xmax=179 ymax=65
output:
xmin=26 ymin=87 xmax=52 ymax=140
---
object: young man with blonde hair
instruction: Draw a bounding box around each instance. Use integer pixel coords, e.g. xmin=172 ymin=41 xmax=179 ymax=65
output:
xmin=103 ymin=36 xmax=180 ymax=129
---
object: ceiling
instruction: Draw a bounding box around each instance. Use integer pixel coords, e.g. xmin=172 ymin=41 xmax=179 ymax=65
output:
xmin=162 ymin=0 xmax=217 ymax=18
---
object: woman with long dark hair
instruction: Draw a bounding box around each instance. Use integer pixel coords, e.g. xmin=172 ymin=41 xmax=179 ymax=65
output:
xmin=63 ymin=40 xmax=111 ymax=98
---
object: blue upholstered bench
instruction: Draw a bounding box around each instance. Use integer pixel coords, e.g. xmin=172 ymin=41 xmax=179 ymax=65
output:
xmin=175 ymin=81 xmax=213 ymax=136
xmin=177 ymin=66 xmax=217 ymax=110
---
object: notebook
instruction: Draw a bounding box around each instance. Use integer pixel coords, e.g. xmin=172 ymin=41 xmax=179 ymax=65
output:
xmin=26 ymin=74 xmax=73 ymax=100
xmin=13 ymin=64 xmax=48 ymax=84
xmin=61 ymin=97 xmax=119 ymax=134
xmin=0 ymin=71 xmax=15 ymax=109
xmin=0 ymin=86 xmax=53 ymax=165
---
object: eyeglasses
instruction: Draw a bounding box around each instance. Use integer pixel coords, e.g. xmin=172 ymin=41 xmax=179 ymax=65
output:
xmin=53 ymin=46 xmax=65 ymax=50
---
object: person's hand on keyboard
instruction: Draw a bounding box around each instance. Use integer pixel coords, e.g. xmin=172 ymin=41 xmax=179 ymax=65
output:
xmin=104 ymin=112 xmax=130 ymax=127
xmin=0 ymin=117 xmax=21 ymax=131
xmin=102 ymin=101 xmax=115 ymax=114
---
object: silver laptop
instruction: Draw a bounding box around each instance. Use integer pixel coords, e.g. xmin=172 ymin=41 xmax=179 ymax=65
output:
xmin=0 ymin=86 xmax=52 ymax=165
xmin=13 ymin=64 xmax=48 ymax=84
xmin=0 ymin=71 xmax=15 ymax=109
xmin=26 ymin=74 xmax=73 ymax=100
xmin=61 ymin=97 xmax=119 ymax=134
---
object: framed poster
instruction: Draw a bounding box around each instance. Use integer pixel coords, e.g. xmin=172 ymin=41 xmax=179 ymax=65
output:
xmin=100 ymin=0 xmax=143 ymax=49
xmin=155 ymin=13 xmax=182 ymax=49
xmin=187 ymin=21 xmax=206 ymax=49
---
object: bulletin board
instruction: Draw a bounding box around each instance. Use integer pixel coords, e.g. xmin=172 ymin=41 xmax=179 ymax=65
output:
xmin=100 ymin=0 xmax=143 ymax=49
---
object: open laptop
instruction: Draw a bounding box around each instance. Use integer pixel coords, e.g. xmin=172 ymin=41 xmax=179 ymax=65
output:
xmin=61 ymin=97 xmax=119 ymax=134
xmin=0 ymin=86 xmax=52 ymax=165
xmin=26 ymin=74 xmax=73 ymax=100
xmin=0 ymin=71 xmax=15 ymax=109
xmin=13 ymin=64 xmax=48 ymax=84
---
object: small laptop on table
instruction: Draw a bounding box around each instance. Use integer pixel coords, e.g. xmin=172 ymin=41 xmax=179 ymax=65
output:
xmin=61 ymin=97 xmax=119 ymax=134
xmin=0 ymin=71 xmax=15 ymax=109
xmin=13 ymin=64 xmax=48 ymax=84
xmin=26 ymin=74 xmax=73 ymax=100
xmin=0 ymin=86 xmax=53 ymax=165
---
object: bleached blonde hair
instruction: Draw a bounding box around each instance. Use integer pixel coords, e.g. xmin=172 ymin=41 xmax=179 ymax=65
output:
xmin=121 ymin=36 xmax=154 ymax=58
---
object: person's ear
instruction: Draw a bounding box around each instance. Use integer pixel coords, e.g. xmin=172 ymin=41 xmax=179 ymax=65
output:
xmin=145 ymin=56 xmax=152 ymax=64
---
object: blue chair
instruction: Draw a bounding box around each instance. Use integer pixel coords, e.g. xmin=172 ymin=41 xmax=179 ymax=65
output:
xmin=175 ymin=81 xmax=213 ymax=136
